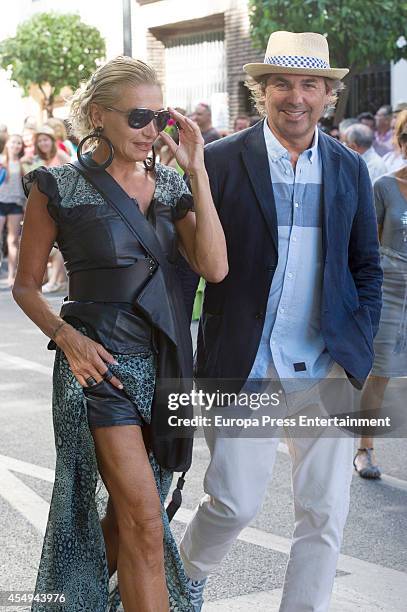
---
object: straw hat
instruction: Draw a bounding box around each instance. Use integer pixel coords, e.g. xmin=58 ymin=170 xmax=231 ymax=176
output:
xmin=244 ymin=31 xmax=348 ymax=81
xmin=36 ymin=125 xmax=56 ymax=139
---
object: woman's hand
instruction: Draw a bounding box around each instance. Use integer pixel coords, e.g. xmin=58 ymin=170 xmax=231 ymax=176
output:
xmin=55 ymin=324 xmax=123 ymax=389
xmin=158 ymin=107 xmax=204 ymax=174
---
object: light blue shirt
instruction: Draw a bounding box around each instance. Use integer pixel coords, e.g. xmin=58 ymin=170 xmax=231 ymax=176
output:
xmin=248 ymin=120 xmax=333 ymax=389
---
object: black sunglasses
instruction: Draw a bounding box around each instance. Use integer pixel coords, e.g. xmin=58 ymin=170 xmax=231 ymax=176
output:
xmin=105 ymin=106 xmax=171 ymax=131
xmin=399 ymin=132 xmax=407 ymax=143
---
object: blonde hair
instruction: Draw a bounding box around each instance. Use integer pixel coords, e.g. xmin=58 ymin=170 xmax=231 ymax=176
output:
xmin=393 ymin=110 xmax=407 ymax=152
xmin=46 ymin=117 xmax=67 ymax=141
xmin=245 ymin=75 xmax=345 ymax=117
xmin=69 ymin=56 xmax=159 ymax=141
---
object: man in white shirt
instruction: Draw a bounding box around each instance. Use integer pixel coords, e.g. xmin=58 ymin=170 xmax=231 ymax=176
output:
xmin=345 ymin=123 xmax=387 ymax=183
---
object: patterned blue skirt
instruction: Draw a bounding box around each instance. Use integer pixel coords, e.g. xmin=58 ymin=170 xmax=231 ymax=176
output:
xmin=31 ymin=346 xmax=192 ymax=611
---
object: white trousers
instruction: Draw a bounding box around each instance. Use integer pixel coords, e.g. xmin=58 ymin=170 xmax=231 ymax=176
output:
xmin=180 ymin=364 xmax=355 ymax=612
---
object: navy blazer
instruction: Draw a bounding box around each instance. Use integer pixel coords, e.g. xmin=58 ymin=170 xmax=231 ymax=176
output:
xmin=195 ymin=120 xmax=383 ymax=389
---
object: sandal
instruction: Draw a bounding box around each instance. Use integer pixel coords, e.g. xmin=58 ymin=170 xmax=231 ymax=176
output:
xmin=353 ymin=448 xmax=381 ymax=479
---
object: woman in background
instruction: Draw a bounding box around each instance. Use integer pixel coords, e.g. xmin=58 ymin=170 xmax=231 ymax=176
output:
xmin=354 ymin=110 xmax=407 ymax=478
xmin=33 ymin=125 xmax=71 ymax=168
xmin=0 ymin=134 xmax=26 ymax=287
xmin=21 ymin=126 xmax=37 ymax=164
xmin=33 ymin=126 xmax=70 ymax=293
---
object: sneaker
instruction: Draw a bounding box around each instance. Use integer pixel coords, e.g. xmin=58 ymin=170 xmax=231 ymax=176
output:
xmin=186 ymin=576 xmax=207 ymax=612
xmin=42 ymin=281 xmax=67 ymax=294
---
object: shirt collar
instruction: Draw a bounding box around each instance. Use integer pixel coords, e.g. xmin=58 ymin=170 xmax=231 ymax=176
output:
xmin=263 ymin=118 xmax=319 ymax=163
xmin=362 ymin=146 xmax=375 ymax=161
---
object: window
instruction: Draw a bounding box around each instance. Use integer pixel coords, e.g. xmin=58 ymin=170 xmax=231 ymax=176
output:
xmin=164 ymin=31 xmax=227 ymax=126
xmin=347 ymin=64 xmax=390 ymax=116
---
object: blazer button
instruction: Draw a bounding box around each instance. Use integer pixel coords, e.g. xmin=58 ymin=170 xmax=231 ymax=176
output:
xmin=148 ymin=258 xmax=156 ymax=274
xmin=255 ymin=312 xmax=264 ymax=319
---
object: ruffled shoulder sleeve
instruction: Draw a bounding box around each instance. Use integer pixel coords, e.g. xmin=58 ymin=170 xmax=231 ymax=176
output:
xmin=22 ymin=164 xmax=75 ymax=223
xmin=155 ymin=163 xmax=194 ymax=221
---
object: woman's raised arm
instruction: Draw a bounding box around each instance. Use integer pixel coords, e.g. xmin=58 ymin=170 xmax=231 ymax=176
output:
xmin=158 ymin=108 xmax=228 ymax=283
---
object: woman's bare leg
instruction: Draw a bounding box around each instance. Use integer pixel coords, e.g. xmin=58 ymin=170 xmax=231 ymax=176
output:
xmin=355 ymin=375 xmax=389 ymax=472
xmin=47 ymin=249 xmax=66 ymax=285
xmin=54 ymin=249 xmax=67 ymax=284
xmin=0 ymin=216 xmax=6 ymax=268
xmin=5 ymin=214 xmax=23 ymax=285
xmin=101 ymin=495 xmax=119 ymax=578
xmin=91 ymin=424 xmax=169 ymax=612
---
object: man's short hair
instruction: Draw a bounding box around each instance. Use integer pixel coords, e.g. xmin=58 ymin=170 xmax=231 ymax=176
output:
xmin=196 ymin=102 xmax=211 ymax=115
xmin=0 ymin=133 xmax=6 ymax=154
xmin=357 ymin=112 xmax=375 ymax=123
xmin=233 ymin=114 xmax=250 ymax=127
xmin=376 ymin=104 xmax=392 ymax=116
xmin=345 ymin=123 xmax=374 ymax=149
xmin=338 ymin=117 xmax=358 ymax=137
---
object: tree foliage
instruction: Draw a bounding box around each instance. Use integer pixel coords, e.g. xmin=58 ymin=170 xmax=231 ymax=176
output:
xmin=0 ymin=12 xmax=106 ymax=116
xmin=248 ymin=0 xmax=407 ymax=71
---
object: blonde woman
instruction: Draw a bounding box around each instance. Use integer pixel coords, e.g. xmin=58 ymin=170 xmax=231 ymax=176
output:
xmin=13 ymin=56 xmax=227 ymax=612
xmin=0 ymin=134 xmax=26 ymax=287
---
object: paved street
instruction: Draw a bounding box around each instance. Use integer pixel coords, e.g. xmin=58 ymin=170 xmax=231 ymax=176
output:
xmin=1 ymin=270 xmax=406 ymax=611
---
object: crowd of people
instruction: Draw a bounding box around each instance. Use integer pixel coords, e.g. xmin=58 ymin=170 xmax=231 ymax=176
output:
xmin=319 ymin=102 xmax=407 ymax=173
xmin=0 ymin=117 xmax=75 ymax=289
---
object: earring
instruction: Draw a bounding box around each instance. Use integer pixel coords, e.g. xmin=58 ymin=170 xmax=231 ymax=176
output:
xmin=143 ymin=145 xmax=156 ymax=172
xmin=77 ymin=126 xmax=114 ymax=171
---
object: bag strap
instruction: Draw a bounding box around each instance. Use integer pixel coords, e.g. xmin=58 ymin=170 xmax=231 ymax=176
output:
xmin=70 ymin=161 xmax=170 ymax=272
xmin=166 ymin=472 xmax=186 ymax=522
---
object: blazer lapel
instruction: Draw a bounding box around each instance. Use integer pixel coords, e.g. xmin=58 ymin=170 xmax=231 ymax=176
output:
xmin=318 ymin=131 xmax=341 ymax=257
xmin=241 ymin=122 xmax=278 ymax=254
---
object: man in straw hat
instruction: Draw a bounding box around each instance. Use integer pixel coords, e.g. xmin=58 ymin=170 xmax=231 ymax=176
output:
xmin=180 ymin=31 xmax=383 ymax=611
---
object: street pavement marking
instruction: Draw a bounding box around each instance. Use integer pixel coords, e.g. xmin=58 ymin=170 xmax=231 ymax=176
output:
xmin=278 ymin=441 xmax=407 ymax=493
xmin=0 ymin=455 xmax=54 ymax=483
xmin=0 ymin=398 xmax=50 ymax=415
xmin=0 ymin=454 xmax=405 ymax=610
xmin=0 ymin=467 xmax=49 ymax=534
xmin=203 ymin=584 xmax=396 ymax=611
xmin=0 ymin=455 xmax=54 ymax=537
xmin=0 ymin=351 xmax=53 ymax=376
xmin=379 ymin=473 xmax=407 ymax=493
xmin=0 ymin=382 xmax=26 ymax=392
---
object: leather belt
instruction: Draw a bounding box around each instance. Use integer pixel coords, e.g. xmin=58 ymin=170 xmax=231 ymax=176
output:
xmin=68 ymin=259 xmax=156 ymax=303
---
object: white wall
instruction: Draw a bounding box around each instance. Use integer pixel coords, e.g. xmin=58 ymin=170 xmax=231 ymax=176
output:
xmin=391 ymin=59 xmax=407 ymax=107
